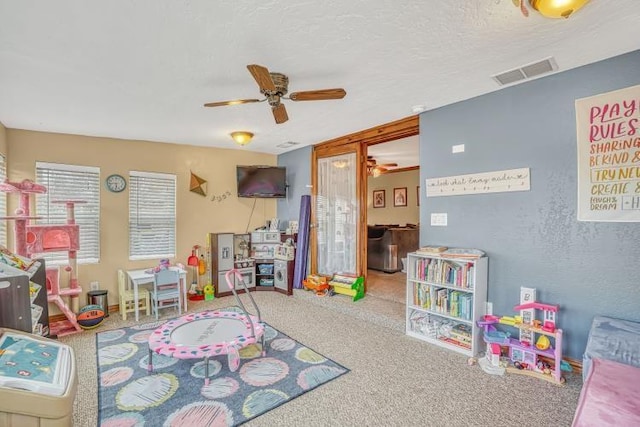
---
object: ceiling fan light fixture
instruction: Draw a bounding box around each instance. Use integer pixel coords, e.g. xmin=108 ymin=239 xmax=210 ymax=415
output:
xmin=333 ymin=159 xmax=348 ymax=169
xmin=372 ymin=168 xmax=382 ymax=178
xmin=529 ymin=0 xmax=590 ymax=19
xmin=230 ymin=131 xmax=254 ymax=146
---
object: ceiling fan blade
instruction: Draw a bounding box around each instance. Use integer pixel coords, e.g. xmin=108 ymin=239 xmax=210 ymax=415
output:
xmin=203 ymin=98 xmax=261 ymax=108
xmin=247 ymin=64 xmax=276 ymax=93
xmin=378 ymin=163 xmax=398 ymax=167
xmin=516 ymin=0 xmax=529 ymax=17
xmin=272 ymin=104 xmax=288 ymax=124
xmin=289 ymin=88 xmax=346 ymax=101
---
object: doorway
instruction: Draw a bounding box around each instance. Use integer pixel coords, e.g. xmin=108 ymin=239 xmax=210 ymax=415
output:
xmin=365 ymin=136 xmax=420 ymax=304
xmin=310 ymin=115 xmax=419 ymax=301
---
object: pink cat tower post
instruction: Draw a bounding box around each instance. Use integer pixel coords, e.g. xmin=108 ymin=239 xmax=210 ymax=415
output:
xmin=0 ymin=179 xmax=84 ymax=337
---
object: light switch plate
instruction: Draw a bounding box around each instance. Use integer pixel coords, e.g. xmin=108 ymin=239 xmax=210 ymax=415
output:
xmin=430 ymin=213 xmax=448 ymax=226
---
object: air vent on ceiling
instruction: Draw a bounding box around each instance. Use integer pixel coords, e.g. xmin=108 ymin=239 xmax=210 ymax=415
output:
xmin=276 ymin=141 xmax=300 ymax=148
xmin=492 ymin=57 xmax=558 ymax=86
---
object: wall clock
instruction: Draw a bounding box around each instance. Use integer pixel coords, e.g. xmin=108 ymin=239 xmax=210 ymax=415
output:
xmin=106 ymin=174 xmax=126 ymax=193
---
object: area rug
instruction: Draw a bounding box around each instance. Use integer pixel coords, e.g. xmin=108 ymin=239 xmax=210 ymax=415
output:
xmin=96 ymin=308 xmax=349 ymax=426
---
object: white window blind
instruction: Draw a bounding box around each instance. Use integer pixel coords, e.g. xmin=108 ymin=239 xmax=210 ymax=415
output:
xmin=129 ymin=171 xmax=176 ymax=260
xmin=0 ymin=154 xmax=6 ymax=247
xmin=35 ymin=162 xmax=100 ymax=264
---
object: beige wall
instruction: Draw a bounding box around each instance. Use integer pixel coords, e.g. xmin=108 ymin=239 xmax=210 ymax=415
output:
xmin=367 ymin=169 xmax=419 ymax=226
xmin=6 ymin=129 xmax=277 ymax=311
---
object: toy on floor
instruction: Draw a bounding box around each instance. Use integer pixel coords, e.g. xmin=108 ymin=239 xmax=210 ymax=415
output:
xmin=147 ymin=269 xmax=266 ymax=384
xmin=203 ymin=283 xmax=215 ymax=301
xmin=302 ymin=274 xmax=333 ymax=296
xmin=76 ymin=304 xmax=106 ymax=329
xmin=329 ymin=273 xmax=364 ymax=301
xmin=476 ymin=287 xmax=565 ymax=384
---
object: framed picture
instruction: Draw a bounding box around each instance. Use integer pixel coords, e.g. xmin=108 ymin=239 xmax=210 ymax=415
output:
xmin=373 ymin=190 xmax=385 ymax=208
xmin=394 ymin=187 xmax=407 ymax=207
xmin=417 ymin=186 xmax=420 ymax=206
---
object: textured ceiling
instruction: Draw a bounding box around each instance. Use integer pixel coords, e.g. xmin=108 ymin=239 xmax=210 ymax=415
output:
xmin=1 ymin=1 xmax=639 ymax=155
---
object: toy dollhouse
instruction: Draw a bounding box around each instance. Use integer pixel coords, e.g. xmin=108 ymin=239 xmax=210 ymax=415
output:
xmin=0 ymin=179 xmax=83 ymax=336
xmin=476 ymin=287 xmax=564 ymax=384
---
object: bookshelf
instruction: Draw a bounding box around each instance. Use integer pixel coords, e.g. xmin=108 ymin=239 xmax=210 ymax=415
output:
xmin=405 ymin=251 xmax=488 ymax=357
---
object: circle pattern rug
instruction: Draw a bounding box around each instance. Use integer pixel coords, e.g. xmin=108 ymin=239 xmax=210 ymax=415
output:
xmin=96 ymin=307 xmax=349 ymax=426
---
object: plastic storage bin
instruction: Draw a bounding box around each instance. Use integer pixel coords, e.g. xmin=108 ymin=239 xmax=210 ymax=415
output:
xmin=258 ymin=264 xmax=274 ymax=275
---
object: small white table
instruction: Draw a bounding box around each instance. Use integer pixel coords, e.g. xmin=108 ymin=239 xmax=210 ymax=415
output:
xmin=126 ymin=267 xmax=187 ymax=321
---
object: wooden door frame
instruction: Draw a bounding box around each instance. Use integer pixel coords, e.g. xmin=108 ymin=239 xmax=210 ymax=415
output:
xmin=311 ymin=115 xmax=419 ymax=283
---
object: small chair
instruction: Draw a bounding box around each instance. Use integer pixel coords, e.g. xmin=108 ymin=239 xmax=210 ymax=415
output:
xmin=150 ymin=269 xmax=182 ymax=320
xmin=118 ymin=269 xmax=151 ymax=321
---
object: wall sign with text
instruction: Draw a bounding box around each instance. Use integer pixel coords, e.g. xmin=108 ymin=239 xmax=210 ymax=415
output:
xmin=425 ymin=168 xmax=530 ymax=197
xmin=575 ymin=84 xmax=640 ymax=222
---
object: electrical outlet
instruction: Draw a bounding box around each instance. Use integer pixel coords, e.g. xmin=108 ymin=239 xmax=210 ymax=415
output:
xmin=90 ymin=281 xmax=99 ymax=291
xmin=486 ymin=301 xmax=493 ymax=315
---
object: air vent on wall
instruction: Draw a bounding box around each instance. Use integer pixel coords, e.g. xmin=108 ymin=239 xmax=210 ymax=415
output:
xmin=492 ymin=57 xmax=558 ymax=86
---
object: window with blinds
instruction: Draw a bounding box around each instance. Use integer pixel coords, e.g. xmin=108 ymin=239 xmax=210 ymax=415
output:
xmin=129 ymin=171 xmax=176 ymax=260
xmin=35 ymin=162 xmax=101 ymax=264
xmin=0 ymin=154 xmax=6 ymax=247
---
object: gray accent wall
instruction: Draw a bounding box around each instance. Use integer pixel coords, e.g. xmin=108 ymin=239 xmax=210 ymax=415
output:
xmin=279 ymin=50 xmax=640 ymax=360
xmin=277 ymin=145 xmax=312 ymax=231
xmin=421 ymin=50 xmax=640 ymax=359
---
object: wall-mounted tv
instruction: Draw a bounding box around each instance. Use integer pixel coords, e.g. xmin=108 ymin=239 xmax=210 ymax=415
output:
xmin=236 ymin=165 xmax=287 ymax=198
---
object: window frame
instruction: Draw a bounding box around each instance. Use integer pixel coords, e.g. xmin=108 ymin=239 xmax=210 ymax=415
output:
xmin=35 ymin=161 xmax=101 ymax=265
xmin=0 ymin=154 xmax=7 ymax=247
xmin=128 ymin=170 xmax=177 ymax=261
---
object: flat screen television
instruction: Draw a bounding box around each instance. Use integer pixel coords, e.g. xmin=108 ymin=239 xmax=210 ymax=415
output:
xmin=236 ymin=165 xmax=287 ymax=198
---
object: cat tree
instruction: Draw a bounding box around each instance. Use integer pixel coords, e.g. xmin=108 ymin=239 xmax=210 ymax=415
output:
xmin=0 ymin=179 xmax=83 ymax=336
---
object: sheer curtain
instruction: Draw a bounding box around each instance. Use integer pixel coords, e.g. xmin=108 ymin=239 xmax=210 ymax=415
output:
xmin=316 ymin=153 xmax=358 ymax=275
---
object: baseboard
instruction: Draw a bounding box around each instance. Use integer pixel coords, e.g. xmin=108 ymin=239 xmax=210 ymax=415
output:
xmin=565 ymin=356 xmax=583 ymax=375
xmin=48 ymin=304 xmax=120 ymax=323
xmin=540 ymin=355 xmax=582 ymax=375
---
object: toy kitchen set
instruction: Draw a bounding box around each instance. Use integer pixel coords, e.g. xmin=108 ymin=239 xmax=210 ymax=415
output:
xmin=208 ymin=220 xmax=296 ymax=298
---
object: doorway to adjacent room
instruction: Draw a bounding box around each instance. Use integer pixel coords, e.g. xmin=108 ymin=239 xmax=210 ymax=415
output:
xmin=365 ymin=136 xmax=420 ymax=305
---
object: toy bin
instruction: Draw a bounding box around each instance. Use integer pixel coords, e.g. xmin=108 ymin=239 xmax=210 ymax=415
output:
xmin=0 ymin=328 xmax=77 ymax=427
xmin=258 ymin=264 xmax=274 ymax=275
xmin=259 ymin=278 xmax=274 ymax=286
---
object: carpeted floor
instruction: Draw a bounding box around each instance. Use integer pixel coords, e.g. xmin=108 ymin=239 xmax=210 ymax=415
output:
xmin=60 ymin=290 xmax=582 ymax=426
xmin=95 ymin=310 xmax=348 ymax=426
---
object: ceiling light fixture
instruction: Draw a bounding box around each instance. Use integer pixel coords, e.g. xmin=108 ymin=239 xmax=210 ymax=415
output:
xmin=230 ymin=131 xmax=254 ymax=146
xmin=529 ymin=0 xmax=590 ymax=19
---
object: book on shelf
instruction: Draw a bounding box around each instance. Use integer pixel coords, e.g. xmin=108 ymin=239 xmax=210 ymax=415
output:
xmin=450 ymin=323 xmax=472 ymax=341
xmin=412 ymin=283 xmax=431 ymax=308
xmin=0 ymin=330 xmax=72 ymax=396
xmin=439 ymin=336 xmax=471 ymax=350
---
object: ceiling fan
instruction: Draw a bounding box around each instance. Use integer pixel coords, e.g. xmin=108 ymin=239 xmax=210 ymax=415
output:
xmin=204 ymin=64 xmax=347 ymax=124
xmin=367 ymin=156 xmax=398 ymax=177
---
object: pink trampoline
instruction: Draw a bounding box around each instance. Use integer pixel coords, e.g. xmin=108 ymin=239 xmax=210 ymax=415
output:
xmin=147 ymin=269 xmax=265 ymax=384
